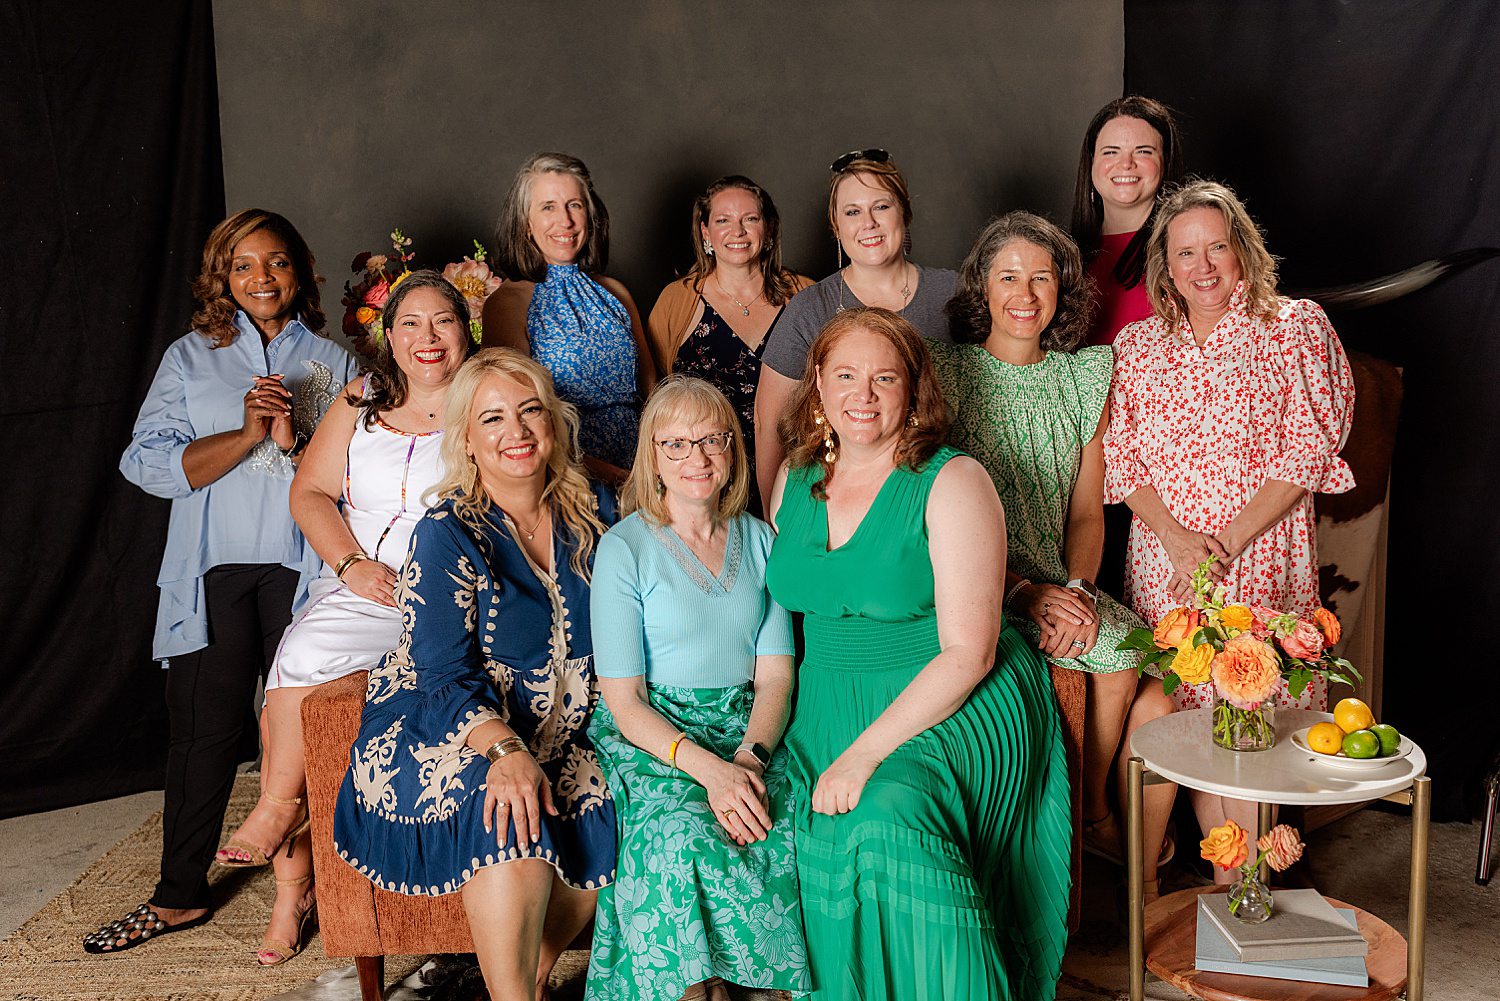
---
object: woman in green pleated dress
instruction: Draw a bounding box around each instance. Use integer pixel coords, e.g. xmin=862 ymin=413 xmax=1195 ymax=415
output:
xmin=765 ymin=307 xmax=1072 ymax=1001
xmin=587 ymin=376 xmax=809 ymax=1001
xmin=931 ymin=212 xmax=1177 ymax=900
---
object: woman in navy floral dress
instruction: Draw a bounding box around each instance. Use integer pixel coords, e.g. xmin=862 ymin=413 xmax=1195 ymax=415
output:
xmin=482 ymin=152 xmax=655 ymax=482
xmin=334 ymin=348 xmax=616 ymax=999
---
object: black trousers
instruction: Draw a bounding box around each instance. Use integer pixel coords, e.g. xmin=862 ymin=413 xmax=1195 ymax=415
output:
xmin=151 ymin=563 xmax=297 ymax=910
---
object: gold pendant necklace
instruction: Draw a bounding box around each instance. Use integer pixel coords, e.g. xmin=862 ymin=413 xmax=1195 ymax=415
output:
xmin=508 ymin=508 xmax=548 ymax=541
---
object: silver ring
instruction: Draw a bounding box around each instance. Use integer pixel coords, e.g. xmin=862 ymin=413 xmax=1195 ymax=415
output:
xmin=1071 ymin=640 xmax=1086 ymax=649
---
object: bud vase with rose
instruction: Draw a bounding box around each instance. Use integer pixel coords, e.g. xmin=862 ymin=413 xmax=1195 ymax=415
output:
xmin=1118 ymin=558 xmax=1360 ymax=752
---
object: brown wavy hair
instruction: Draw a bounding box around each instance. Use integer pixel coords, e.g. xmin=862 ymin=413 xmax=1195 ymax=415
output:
xmin=431 ymin=348 xmax=606 ymax=578
xmin=1070 ymin=95 xmax=1184 ymax=290
xmin=947 ymin=211 xmax=1095 ymax=351
xmin=494 ymin=152 xmax=610 ymax=283
xmin=622 ymin=376 xmax=750 ymax=527
xmin=684 ymin=175 xmax=801 ymax=308
xmin=190 ymin=208 xmax=325 ymax=348
xmin=779 ymin=307 xmax=950 ymax=499
xmin=1144 ymin=179 xmax=1281 ymax=328
xmin=359 ymin=270 xmax=477 ymax=429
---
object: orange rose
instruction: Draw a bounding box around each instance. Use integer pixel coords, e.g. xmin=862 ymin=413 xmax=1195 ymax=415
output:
xmin=1219 ymin=605 xmax=1253 ymax=633
xmin=1312 ymin=607 xmax=1342 ymax=647
xmin=1200 ymin=819 xmax=1249 ymax=870
xmin=1153 ymin=607 xmax=1200 ymax=651
xmin=1211 ymin=634 xmax=1283 ymax=709
xmin=355 ymin=306 xmax=380 ymax=326
xmin=1172 ymin=637 xmax=1214 ymax=685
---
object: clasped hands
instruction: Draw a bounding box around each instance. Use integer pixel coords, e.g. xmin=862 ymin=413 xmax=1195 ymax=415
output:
xmin=701 ymin=751 xmax=772 ymax=846
xmin=240 ymin=375 xmax=296 ymax=450
xmin=1018 ymin=583 xmax=1099 ymax=659
xmin=1162 ymin=525 xmax=1236 ymax=602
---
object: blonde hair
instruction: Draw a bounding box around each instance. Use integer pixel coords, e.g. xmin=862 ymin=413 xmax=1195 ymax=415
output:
xmin=1145 ymin=179 xmax=1281 ymax=327
xmin=622 ymin=375 xmax=749 ymax=527
xmin=430 ymin=347 xmax=606 ymax=577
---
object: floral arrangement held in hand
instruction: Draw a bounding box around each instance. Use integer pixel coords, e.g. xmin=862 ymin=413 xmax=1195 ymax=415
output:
xmin=341 ymin=229 xmax=502 ymax=357
xmin=1118 ymin=558 xmax=1360 ymax=750
xmin=1201 ymin=819 xmax=1305 ymax=921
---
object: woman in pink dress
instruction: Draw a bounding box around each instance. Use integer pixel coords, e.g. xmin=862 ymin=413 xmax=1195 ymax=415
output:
xmin=1103 ymin=180 xmax=1355 ymax=842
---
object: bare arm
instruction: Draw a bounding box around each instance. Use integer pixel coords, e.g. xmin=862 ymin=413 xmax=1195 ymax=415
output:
xmin=598 ymin=275 xmax=658 ymax=394
xmin=754 ymin=367 xmax=798 ymax=512
xmin=479 ymin=281 xmax=534 ymax=352
xmin=1217 ymin=480 xmax=1306 ymax=561
xmin=812 ymin=457 xmax=1008 ymax=815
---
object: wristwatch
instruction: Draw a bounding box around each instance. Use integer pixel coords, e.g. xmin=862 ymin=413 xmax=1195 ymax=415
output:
xmin=735 ymin=741 xmax=771 ymax=769
xmin=1065 ymin=578 xmax=1099 ymax=599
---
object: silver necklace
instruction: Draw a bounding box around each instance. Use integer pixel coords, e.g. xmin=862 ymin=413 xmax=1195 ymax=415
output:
xmin=837 ymin=262 xmax=912 ymax=312
xmin=713 ymin=276 xmax=761 ymax=317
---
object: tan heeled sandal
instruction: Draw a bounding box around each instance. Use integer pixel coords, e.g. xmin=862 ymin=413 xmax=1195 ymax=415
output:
xmin=216 ymin=792 xmax=310 ymax=868
xmin=256 ymin=875 xmax=316 ymax=967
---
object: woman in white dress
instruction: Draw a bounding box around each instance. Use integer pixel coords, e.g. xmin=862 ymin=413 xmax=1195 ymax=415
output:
xmin=214 ymin=271 xmax=476 ymax=965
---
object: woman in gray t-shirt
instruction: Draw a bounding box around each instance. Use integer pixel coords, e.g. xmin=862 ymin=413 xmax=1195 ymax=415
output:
xmin=753 ymin=152 xmax=956 ymax=507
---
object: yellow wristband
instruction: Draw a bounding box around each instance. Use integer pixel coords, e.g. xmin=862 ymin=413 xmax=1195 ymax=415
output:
xmin=666 ymin=731 xmax=688 ymax=772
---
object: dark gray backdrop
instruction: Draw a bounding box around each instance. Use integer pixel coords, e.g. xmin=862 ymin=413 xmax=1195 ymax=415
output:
xmin=212 ymin=1 xmax=1123 ymax=300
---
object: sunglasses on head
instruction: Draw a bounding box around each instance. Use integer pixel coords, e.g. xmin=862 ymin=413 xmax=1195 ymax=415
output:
xmin=829 ymin=148 xmax=891 ymax=173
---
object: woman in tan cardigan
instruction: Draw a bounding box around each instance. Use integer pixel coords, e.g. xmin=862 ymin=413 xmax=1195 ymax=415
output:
xmin=646 ymin=175 xmax=811 ymax=514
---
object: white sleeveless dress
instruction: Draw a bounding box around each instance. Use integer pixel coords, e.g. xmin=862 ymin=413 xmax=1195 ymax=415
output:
xmin=266 ymin=415 xmax=444 ymax=690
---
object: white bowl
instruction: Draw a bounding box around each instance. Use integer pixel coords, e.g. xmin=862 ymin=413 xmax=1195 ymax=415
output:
xmin=1290 ymin=725 xmax=1413 ymax=769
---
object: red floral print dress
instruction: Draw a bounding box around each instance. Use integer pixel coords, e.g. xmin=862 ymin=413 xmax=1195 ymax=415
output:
xmin=1103 ymin=283 xmax=1355 ymax=710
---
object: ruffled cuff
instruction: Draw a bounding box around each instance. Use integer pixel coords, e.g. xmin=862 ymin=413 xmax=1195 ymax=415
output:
xmin=1265 ymin=449 xmax=1355 ymax=495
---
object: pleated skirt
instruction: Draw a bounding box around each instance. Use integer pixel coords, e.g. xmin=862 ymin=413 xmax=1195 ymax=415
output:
xmin=784 ymin=615 xmax=1072 ymax=1001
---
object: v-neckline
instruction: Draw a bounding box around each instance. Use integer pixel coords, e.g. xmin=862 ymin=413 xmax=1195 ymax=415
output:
xmin=650 ymin=516 xmax=741 ymax=595
xmin=499 ymin=509 xmax=557 ymax=586
xmin=820 ymin=466 xmax=898 ymax=553
xmin=700 ymin=297 xmax=777 ymax=357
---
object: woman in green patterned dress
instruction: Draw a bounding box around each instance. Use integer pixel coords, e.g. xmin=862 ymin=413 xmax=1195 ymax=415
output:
xmin=587 ymin=376 xmax=809 ymax=1001
xmin=766 ymin=308 xmax=1071 ymax=1000
xmin=933 ymin=211 xmax=1177 ymax=899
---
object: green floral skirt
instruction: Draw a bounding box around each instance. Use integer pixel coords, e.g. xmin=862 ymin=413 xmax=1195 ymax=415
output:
xmin=584 ymin=682 xmax=811 ymax=1001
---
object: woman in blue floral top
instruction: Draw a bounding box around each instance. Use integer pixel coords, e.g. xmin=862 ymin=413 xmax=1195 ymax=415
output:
xmin=483 ymin=152 xmax=656 ymax=482
xmin=334 ymin=348 xmax=617 ymax=1000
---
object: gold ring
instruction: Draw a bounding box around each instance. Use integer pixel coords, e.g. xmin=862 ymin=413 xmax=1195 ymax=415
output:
xmin=722 ymin=808 xmax=737 ymax=819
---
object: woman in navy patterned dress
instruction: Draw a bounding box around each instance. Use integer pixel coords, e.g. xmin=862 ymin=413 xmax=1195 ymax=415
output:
xmin=482 ymin=152 xmax=655 ymax=483
xmin=334 ymin=348 xmax=617 ymax=999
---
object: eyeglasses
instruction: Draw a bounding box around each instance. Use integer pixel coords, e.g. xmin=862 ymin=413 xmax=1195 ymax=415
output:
xmin=654 ymin=432 xmax=734 ymax=461
xmin=829 ymin=148 xmax=891 ymax=173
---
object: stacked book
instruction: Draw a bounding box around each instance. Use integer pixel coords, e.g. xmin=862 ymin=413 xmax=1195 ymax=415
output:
xmin=1195 ymin=889 xmax=1370 ymax=987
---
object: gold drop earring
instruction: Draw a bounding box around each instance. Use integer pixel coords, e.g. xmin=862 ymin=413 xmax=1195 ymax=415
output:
xmin=814 ymin=404 xmax=837 ymax=464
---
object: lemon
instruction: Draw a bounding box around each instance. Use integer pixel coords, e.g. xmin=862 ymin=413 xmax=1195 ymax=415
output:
xmin=1307 ymin=721 xmax=1345 ymax=755
xmin=1369 ymin=722 xmax=1401 ymax=757
xmin=1333 ymin=697 xmax=1375 ymax=734
xmin=1342 ymin=729 xmax=1380 ymax=759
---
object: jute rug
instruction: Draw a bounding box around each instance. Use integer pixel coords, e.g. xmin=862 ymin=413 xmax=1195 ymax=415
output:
xmin=0 ymin=775 xmax=426 ymax=1001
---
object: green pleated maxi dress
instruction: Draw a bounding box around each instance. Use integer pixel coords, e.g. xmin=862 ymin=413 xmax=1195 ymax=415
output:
xmin=766 ymin=446 xmax=1072 ymax=1001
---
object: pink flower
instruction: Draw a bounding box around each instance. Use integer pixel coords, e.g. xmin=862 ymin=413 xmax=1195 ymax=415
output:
xmin=442 ymin=257 xmax=503 ymax=313
xmin=1249 ymin=605 xmax=1280 ymax=640
xmin=363 ymin=276 xmax=391 ymax=309
xmin=1211 ymin=635 xmax=1283 ymax=709
xmin=1257 ymin=825 xmax=1304 ymax=872
xmin=1279 ymin=618 xmax=1326 ymax=660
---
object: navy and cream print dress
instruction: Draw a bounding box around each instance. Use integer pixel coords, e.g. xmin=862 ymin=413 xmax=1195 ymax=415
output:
xmin=527 ymin=263 xmax=640 ymax=468
xmin=333 ymin=486 xmax=619 ymax=894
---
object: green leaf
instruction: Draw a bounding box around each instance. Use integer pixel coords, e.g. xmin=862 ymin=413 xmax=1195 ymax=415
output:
xmin=1163 ymin=674 xmax=1181 ymax=696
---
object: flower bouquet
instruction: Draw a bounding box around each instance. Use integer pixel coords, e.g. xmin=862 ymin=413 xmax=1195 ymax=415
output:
xmin=341 ymin=229 xmax=502 ymax=358
xmin=1118 ymin=558 xmax=1360 ymax=751
xmin=1201 ymin=819 xmax=1305 ymax=923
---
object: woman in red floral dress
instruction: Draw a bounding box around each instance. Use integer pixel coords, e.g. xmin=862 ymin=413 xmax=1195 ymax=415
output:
xmin=1104 ymin=179 xmax=1355 ymax=846
xmin=1104 ymin=179 xmax=1355 ymax=710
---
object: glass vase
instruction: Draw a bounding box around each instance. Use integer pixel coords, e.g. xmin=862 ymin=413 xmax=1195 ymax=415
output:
xmin=1228 ymin=869 xmax=1275 ymax=923
xmin=1211 ymin=693 xmax=1276 ymax=751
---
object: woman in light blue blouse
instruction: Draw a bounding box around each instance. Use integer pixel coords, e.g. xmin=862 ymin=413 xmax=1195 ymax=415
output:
xmin=482 ymin=152 xmax=656 ymax=483
xmin=585 ymin=376 xmax=809 ymax=1001
xmin=85 ymin=209 xmax=355 ymax=955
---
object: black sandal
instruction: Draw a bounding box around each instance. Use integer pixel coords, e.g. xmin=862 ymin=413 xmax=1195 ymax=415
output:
xmin=81 ymin=903 xmax=211 ymax=954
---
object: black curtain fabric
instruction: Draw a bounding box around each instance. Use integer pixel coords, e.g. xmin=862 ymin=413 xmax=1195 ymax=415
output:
xmin=1125 ymin=0 xmax=1500 ymax=819
xmin=0 ymin=0 xmax=225 ymax=817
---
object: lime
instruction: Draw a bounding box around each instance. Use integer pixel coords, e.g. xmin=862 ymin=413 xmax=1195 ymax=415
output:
xmin=1342 ymin=729 xmax=1380 ymax=759
xmin=1369 ymin=723 xmax=1401 ymax=757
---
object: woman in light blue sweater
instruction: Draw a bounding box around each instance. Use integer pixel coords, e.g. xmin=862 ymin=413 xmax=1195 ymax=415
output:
xmin=585 ymin=376 xmax=810 ymax=1001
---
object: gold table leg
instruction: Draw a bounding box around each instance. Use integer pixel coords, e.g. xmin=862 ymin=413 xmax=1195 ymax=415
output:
xmin=1257 ymin=801 xmax=1274 ymax=883
xmin=1128 ymin=757 xmax=1145 ymax=1001
xmin=1408 ymin=776 xmax=1430 ymax=1001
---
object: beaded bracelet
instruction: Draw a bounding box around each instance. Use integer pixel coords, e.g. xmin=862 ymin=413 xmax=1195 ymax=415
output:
xmin=1003 ymin=578 xmax=1032 ymax=611
xmin=666 ymin=731 xmax=688 ymax=772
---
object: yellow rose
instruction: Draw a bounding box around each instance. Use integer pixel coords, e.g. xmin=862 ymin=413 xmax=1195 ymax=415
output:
xmin=1153 ymin=607 xmax=1200 ymax=651
xmin=1199 ymin=819 xmax=1249 ymax=870
xmin=1219 ymin=605 xmax=1253 ymax=633
xmin=1172 ymin=638 xmax=1214 ymax=685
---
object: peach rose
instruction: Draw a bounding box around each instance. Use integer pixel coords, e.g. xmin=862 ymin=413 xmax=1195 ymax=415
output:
xmin=1200 ymin=820 xmax=1249 ymax=870
xmin=1211 ymin=635 xmax=1283 ymax=709
xmin=363 ymin=276 xmax=391 ymax=309
xmin=1312 ymin=607 xmax=1342 ymax=647
xmin=1249 ymin=605 xmax=1280 ymax=640
xmin=1172 ymin=637 xmax=1214 ymax=686
xmin=1257 ymin=825 xmax=1305 ymax=873
xmin=355 ymin=305 xmax=379 ymax=326
xmin=1279 ymin=618 xmax=1326 ymax=660
xmin=442 ymin=257 xmax=503 ymax=307
xmin=1153 ymin=607 xmax=1200 ymax=651
xmin=1219 ymin=605 xmax=1253 ymax=633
